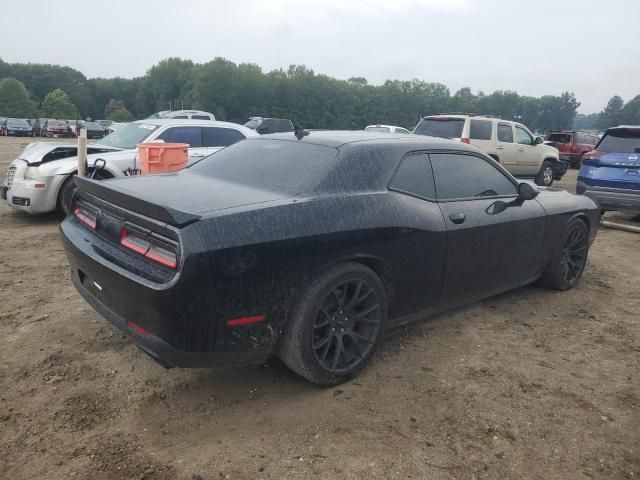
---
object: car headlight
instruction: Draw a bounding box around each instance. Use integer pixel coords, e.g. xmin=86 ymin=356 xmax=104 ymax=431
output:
xmin=24 ymin=167 xmax=40 ymax=180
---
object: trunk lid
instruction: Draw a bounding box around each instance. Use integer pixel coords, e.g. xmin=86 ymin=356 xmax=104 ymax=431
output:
xmin=581 ymin=152 xmax=640 ymax=190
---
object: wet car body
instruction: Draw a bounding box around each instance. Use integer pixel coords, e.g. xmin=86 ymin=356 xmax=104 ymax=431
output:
xmin=577 ymin=125 xmax=640 ymax=212
xmin=60 ymin=132 xmax=600 ymax=375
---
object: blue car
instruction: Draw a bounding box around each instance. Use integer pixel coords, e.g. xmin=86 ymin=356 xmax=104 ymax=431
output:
xmin=577 ymin=126 xmax=640 ymax=212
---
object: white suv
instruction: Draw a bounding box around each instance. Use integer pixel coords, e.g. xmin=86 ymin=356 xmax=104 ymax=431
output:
xmin=413 ymin=114 xmax=566 ymax=186
xmin=1 ymin=119 xmax=257 ymax=215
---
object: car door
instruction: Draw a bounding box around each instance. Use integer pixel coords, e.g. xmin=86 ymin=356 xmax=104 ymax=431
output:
xmin=514 ymin=124 xmax=540 ymax=175
xmin=155 ymin=126 xmax=208 ymax=163
xmin=495 ymin=122 xmax=519 ymax=170
xmin=430 ymin=152 xmax=546 ymax=303
xmin=203 ymin=126 xmax=247 ymax=155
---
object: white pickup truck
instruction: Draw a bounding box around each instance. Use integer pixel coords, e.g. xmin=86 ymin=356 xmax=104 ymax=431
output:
xmin=1 ymin=119 xmax=257 ymax=215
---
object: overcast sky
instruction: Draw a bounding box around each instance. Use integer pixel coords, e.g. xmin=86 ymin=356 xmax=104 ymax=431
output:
xmin=2 ymin=0 xmax=639 ymax=113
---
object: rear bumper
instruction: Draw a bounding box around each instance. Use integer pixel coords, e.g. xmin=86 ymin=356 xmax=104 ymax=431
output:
xmin=71 ymin=272 xmax=269 ymax=368
xmin=577 ymin=180 xmax=640 ymax=212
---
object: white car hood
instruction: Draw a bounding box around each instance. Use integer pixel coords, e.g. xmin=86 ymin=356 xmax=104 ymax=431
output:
xmin=18 ymin=141 xmax=122 ymax=166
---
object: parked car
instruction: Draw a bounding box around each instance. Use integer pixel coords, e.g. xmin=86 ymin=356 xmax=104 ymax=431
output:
xmin=84 ymin=122 xmax=107 ymax=139
xmin=577 ymin=125 xmax=640 ymax=212
xmin=41 ymin=119 xmax=71 ymax=138
xmin=59 ymin=131 xmax=599 ymax=385
xmin=365 ymin=124 xmax=411 ymax=134
xmin=28 ymin=118 xmax=42 ymax=135
xmin=545 ymin=130 xmax=599 ymax=168
xmin=148 ymin=110 xmax=216 ymax=121
xmin=66 ymin=120 xmax=87 ymax=138
xmin=1 ymin=119 xmax=258 ymax=215
xmin=95 ymin=119 xmax=113 ymax=128
xmin=3 ymin=118 xmax=34 ymax=137
xmin=244 ymin=117 xmax=295 ymax=134
xmin=0 ymin=117 xmax=5 ymax=135
xmin=413 ymin=114 xmax=566 ymax=186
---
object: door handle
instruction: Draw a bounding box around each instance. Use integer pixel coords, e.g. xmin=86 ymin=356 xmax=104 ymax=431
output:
xmin=496 ymin=145 xmax=504 ymax=150
xmin=517 ymin=148 xmax=524 ymax=152
xmin=449 ymin=213 xmax=466 ymax=224
xmin=190 ymin=153 xmax=206 ymax=158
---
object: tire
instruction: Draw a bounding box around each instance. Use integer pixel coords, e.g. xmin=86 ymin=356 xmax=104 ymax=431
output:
xmin=58 ymin=170 xmax=112 ymax=215
xmin=535 ymin=160 xmax=554 ymax=187
xmin=537 ymin=219 xmax=589 ymax=291
xmin=279 ymin=262 xmax=388 ymax=386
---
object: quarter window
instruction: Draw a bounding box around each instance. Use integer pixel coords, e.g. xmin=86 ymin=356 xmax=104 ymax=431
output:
xmin=157 ymin=127 xmax=203 ymax=147
xmin=389 ymin=153 xmax=436 ymax=200
xmin=497 ymin=123 xmax=514 ymax=143
xmin=515 ymin=126 xmax=534 ymax=145
xmin=203 ymin=127 xmax=246 ymax=147
xmin=430 ymin=153 xmax=517 ymax=200
xmin=469 ymin=120 xmax=492 ymax=140
xmin=192 ymin=115 xmax=211 ymax=120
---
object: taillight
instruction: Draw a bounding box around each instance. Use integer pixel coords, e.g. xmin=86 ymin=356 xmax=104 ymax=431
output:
xmin=74 ymin=204 xmax=97 ymax=230
xmin=460 ymin=138 xmax=470 ymax=144
xmin=120 ymin=227 xmax=178 ymax=269
xmin=583 ymin=150 xmax=604 ymax=161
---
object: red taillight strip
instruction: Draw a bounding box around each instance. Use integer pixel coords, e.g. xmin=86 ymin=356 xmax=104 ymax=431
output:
xmin=128 ymin=322 xmax=151 ymax=337
xmin=145 ymin=247 xmax=178 ymax=269
xmin=74 ymin=206 xmax=97 ymax=230
xmin=227 ymin=315 xmax=266 ymax=327
xmin=120 ymin=227 xmax=149 ymax=255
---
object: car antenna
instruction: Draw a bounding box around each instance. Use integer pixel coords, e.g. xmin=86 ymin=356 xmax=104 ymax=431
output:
xmin=294 ymin=126 xmax=309 ymax=140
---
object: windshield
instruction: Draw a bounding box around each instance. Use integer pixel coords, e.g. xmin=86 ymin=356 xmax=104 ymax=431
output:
xmin=547 ymin=133 xmax=572 ymax=143
xmin=190 ymin=139 xmax=339 ymax=193
xmin=97 ymin=122 xmax=158 ymax=149
xmin=243 ymin=118 xmax=261 ymax=129
xmin=597 ymin=129 xmax=640 ymax=153
xmin=365 ymin=126 xmax=391 ymax=133
xmin=414 ymin=118 xmax=465 ymax=138
xmin=8 ymin=118 xmax=29 ymax=127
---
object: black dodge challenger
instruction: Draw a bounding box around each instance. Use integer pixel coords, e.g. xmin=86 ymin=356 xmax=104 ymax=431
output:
xmin=60 ymin=131 xmax=600 ymax=385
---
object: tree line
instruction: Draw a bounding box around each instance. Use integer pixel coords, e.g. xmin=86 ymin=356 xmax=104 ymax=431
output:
xmin=0 ymin=56 xmax=637 ymax=132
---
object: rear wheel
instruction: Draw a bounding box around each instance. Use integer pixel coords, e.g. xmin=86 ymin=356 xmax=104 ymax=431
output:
xmin=535 ymin=160 xmax=554 ymax=187
xmin=538 ymin=219 xmax=589 ymax=290
xmin=279 ymin=263 xmax=387 ymax=385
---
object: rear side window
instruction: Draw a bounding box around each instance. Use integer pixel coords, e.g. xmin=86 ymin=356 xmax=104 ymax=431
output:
xmin=203 ymin=127 xmax=245 ymax=147
xmin=414 ymin=118 xmax=465 ymax=138
xmin=547 ymin=133 xmax=572 ymax=144
xmin=597 ymin=129 xmax=640 ymax=153
xmin=365 ymin=126 xmax=391 ymax=133
xmin=192 ymin=115 xmax=211 ymax=120
xmin=396 ymin=128 xmax=410 ymax=134
xmin=157 ymin=127 xmax=203 ymax=147
xmin=469 ymin=120 xmax=492 ymax=140
xmin=430 ymin=153 xmax=517 ymax=200
xmin=497 ymin=124 xmax=514 ymax=143
xmin=389 ymin=153 xmax=436 ymax=200
xmin=190 ymin=139 xmax=339 ymax=193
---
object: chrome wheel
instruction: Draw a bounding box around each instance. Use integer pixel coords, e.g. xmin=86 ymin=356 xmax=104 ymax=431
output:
xmin=543 ymin=165 xmax=553 ymax=186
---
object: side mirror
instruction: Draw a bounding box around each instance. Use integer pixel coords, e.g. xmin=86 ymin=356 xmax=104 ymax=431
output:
xmin=518 ymin=182 xmax=539 ymax=201
xmin=535 ymin=136 xmax=543 ymax=145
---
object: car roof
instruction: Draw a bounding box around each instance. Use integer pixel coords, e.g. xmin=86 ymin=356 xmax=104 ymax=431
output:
xmin=255 ymin=130 xmax=481 ymax=151
xmin=365 ymin=124 xmax=405 ymax=129
xmin=608 ymin=125 xmax=640 ymax=130
xmin=132 ymin=119 xmax=257 ymax=135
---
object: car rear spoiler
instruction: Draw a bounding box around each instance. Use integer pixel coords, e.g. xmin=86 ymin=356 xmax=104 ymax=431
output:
xmin=74 ymin=176 xmax=201 ymax=228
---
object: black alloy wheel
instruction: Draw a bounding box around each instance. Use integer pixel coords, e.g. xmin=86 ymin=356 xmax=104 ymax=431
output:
xmin=311 ymin=278 xmax=382 ymax=375
xmin=559 ymin=224 xmax=588 ymax=285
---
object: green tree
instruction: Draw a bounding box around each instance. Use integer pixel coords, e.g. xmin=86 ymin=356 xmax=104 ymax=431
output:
xmin=41 ymin=88 xmax=78 ymax=118
xmin=104 ymin=99 xmax=133 ymax=122
xmin=597 ymin=95 xmax=624 ymax=129
xmin=620 ymin=95 xmax=640 ymax=125
xmin=0 ymin=77 xmax=37 ymax=117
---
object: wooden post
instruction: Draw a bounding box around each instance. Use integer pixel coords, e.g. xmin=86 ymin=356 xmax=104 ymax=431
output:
xmin=77 ymin=128 xmax=87 ymax=177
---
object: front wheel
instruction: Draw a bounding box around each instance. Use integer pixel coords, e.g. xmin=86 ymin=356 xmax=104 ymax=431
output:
xmin=58 ymin=170 xmax=111 ymax=215
xmin=279 ymin=263 xmax=388 ymax=385
xmin=537 ymin=219 xmax=589 ymax=290
xmin=535 ymin=160 xmax=554 ymax=187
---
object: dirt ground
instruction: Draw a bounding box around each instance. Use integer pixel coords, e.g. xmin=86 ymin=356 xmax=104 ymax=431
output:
xmin=0 ymin=135 xmax=638 ymax=480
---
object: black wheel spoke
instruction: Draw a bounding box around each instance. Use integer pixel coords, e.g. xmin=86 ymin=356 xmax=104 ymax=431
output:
xmin=331 ymin=336 xmax=343 ymax=370
xmin=560 ymin=225 xmax=588 ymax=284
xmin=353 ymin=303 xmax=379 ymax=318
xmin=348 ymin=330 xmax=374 ymax=345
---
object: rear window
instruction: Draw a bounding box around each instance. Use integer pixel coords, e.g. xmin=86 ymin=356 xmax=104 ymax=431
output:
xmin=597 ymin=129 xmax=640 ymax=153
xmin=189 ymin=139 xmax=339 ymax=193
xmin=469 ymin=120 xmax=492 ymax=140
xmin=547 ymin=133 xmax=572 ymax=144
xmin=414 ymin=118 xmax=464 ymax=138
